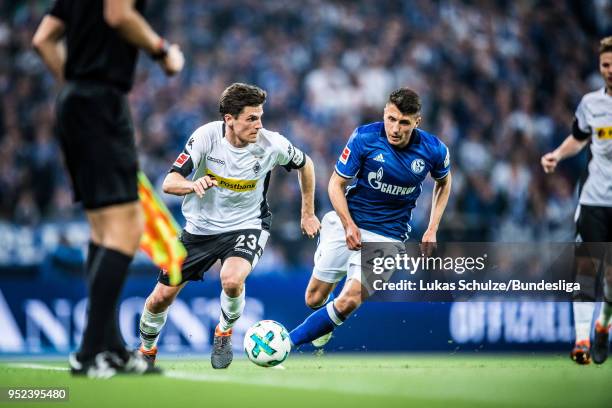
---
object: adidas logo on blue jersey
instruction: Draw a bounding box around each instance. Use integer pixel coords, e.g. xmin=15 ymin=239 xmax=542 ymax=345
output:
xmin=373 ymin=153 xmax=385 ymax=162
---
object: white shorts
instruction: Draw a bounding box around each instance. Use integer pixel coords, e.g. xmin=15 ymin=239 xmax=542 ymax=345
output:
xmin=312 ymin=211 xmax=402 ymax=284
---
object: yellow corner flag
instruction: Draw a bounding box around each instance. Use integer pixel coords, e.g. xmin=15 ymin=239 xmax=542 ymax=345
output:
xmin=137 ymin=171 xmax=185 ymax=286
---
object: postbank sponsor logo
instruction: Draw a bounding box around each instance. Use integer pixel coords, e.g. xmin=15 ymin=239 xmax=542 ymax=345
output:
xmin=206 ymin=170 xmax=257 ymax=192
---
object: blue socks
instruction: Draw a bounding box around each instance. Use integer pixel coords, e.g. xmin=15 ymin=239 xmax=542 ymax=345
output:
xmin=289 ymin=302 xmax=346 ymax=347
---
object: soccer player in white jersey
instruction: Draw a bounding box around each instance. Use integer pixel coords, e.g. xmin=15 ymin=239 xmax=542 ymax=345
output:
xmin=138 ymin=83 xmax=320 ymax=368
xmin=541 ymin=37 xmax=612 ymax=365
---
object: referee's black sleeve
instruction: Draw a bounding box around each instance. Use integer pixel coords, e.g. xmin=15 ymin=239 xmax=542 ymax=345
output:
xmin=48 ymin=0 xmax=67 ymax=20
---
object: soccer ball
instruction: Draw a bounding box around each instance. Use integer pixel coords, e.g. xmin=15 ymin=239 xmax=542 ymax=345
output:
xmin=243 ymin=320 xmax=291 ymax=367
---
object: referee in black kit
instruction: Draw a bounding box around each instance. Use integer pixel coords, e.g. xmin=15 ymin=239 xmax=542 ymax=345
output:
xmin=32 ymin=0 xmax=184 ymax=377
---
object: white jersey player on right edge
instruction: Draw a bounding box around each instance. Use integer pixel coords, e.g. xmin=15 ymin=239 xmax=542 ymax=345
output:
xmin=137 ymin=83 xmax=320 ymax=369
xmin=541 ymin=37 xmax=612 ymax=365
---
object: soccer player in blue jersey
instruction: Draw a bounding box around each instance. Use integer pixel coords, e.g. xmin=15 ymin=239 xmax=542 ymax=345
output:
xmin=289 ymin=88 xmax=452 ymax=348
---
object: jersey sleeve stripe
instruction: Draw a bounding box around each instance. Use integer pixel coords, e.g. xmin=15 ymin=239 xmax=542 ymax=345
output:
xmin=433 ymin=171 xmax=450 ymax=180
xmin=334 ymin=166 xmax=355 ymax=179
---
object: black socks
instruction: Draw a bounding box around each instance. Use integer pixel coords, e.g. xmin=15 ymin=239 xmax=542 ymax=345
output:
xmin=78 ymin=243 xmax=132 ymax=361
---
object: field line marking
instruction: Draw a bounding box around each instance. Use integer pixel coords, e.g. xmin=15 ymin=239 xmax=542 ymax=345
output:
xmin=2 ymin=362 xmax=381 ymax=396
xmin=5 ymin=363 xmax=69 ymax=371
xmin=162 ymin=370 xmax=379 ymax=395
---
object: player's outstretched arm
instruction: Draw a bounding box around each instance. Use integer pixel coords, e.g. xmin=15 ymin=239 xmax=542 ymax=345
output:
xmin=541 ymin=134 xmax=588 ymax=174
xmin=104 ymin=0 xmax=184 ymax=76
xmin=328 ymin=172 xmax=361 ymax=250
xmin=422 ymin=172 xmax=452 ymax=255
xmin=32 ymin=15 xmax=66 ymax=82
xmin=297 ymin=156 xmax=321 ymax=238
xmin=162 ymin=171 xmax=217 ymax=198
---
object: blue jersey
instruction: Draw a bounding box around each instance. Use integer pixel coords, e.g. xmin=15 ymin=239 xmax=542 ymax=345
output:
xmin=334 ymin=122 xmax=450 ymax=241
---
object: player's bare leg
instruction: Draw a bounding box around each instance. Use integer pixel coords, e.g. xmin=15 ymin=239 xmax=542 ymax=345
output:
xmin=138 ymin=282 xmax=187 ymax=363
xmin=305 ymin=276 xmax=336 ymax=308
xmin=305 ymin=277 xmax=336 ymax=346
xmin=334 ymin=278 xmax=367 ymax=317
xmin=212 ymin=257 xmax=251 ymax=369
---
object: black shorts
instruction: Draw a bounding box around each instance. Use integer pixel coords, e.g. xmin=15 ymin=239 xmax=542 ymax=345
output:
xmin=55 ymin=80 xmax=139 ymax=210
xmin=158 ymin=229 xmax=269 ymax=286
xmin=575 ymin=205 xmax=612 ymax=262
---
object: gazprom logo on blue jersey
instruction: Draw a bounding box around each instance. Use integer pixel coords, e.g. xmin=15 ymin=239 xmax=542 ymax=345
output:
xmin=368 ymin=167 xmax=416 ymax=195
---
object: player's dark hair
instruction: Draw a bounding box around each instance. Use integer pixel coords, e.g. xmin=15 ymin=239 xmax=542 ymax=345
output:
xmin=388 ymin=88 xmax=421 ymax=115
xmin=219 ymin=83 xmax=267 ymax=117
xmin=600 ymin=36 xmax=612 ymax=55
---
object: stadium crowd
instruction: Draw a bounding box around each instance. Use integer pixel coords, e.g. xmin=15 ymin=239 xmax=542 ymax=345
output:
xmin=1 ymin=0 xmax=610 ymax=267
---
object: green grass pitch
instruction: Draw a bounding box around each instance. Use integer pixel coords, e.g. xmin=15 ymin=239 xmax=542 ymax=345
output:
xmin=1 ymin=354 xmax=611 ymax=407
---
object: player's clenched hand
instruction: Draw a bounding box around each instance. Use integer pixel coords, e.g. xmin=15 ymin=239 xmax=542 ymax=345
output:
xmin=345 ymin=222 xmax=362 ymax=250
xmin=541 ymin=152 xmax=559 ymax=174
xmin=301 ymin=213 xmax=321 ymax=239
xmin=159 ymin=44 xmax=184 ymax=76
xmin=420 ymin=229 xmax=437 ymax=257
xmin=191 ymin=175 xmax=217 ymax=198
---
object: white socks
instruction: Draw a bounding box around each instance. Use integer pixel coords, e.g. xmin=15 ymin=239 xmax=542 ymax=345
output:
xmin=139 ymin=307 xmax=168 ymax=350
xmin=573 ymin=302 xmax=595 ymax=343
xmin=326 ymin=301 xmax=345 ymax=326
xmin=218 ymin=289 xmax=245 ymax=332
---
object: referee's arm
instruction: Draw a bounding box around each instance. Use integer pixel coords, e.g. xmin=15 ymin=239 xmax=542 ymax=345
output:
xmin=104 ymin=0 xmax=163 ymax=55
xmin=32 ymin=16 xmax=65 ymax=82
xmin=104 ymin=0 xmax=184 ymax=75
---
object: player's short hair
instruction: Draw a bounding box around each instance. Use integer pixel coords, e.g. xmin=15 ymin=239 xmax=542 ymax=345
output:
xmin=600 ymin=36 xmax=612 ymax=55
xmin=219 ymin=83 xmax=267 ymax=117
xmin=388 ymin=88 xmax=421 ymax=115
